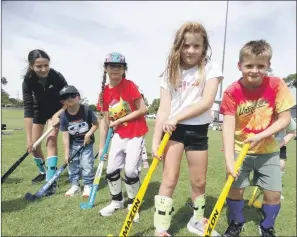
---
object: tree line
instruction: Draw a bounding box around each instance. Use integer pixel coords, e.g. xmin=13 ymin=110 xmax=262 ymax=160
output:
xmin=2 ymin=73 xmax=296 ymax=112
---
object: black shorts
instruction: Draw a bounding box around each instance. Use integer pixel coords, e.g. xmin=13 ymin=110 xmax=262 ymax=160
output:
xmin=169 ymin=123 xmax=209 ymax=151
xmin=280 ymin=146 xmax=287 ymax=160
xmin=33 ymin=109 xmax=55 ymax=125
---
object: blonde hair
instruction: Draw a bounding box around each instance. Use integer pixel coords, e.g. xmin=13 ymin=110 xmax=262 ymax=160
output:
xmin=239 ymin=40 xmax=272 ymax=63
xmin=163 ymin=22 xmax=212 ymax=88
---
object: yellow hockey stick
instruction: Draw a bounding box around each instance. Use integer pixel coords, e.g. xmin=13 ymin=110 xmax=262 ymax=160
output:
xmin=108 ymin=133 xmax=170 ymax=237
xmin=203 ymin=143 xmax=250 ymax=237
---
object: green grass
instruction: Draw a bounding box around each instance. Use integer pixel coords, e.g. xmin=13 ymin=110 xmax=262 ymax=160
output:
xmin=1 ymin=109 xmax=296 ymax=236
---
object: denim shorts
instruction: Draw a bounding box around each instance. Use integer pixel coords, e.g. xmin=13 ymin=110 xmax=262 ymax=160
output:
xmin=169 ymin=123 xmax=209 ymax=151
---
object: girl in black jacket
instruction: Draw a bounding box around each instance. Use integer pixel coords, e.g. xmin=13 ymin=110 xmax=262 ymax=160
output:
xmin=22 ymin=49 xmax=68 ymax=195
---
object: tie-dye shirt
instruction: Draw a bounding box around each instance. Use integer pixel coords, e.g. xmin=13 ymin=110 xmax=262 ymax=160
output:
xmin=220 ymin=76 xmax=295 ymax=154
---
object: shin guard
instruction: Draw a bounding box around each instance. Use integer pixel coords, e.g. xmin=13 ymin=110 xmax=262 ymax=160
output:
xmin=193 ymin=194 xmax=206 ymax=221
xmin=106 ymin=169 xmax=123 ymax=201
xmin=124 ymin=175 xmax=140 ymax=204
xmin=33 ymin=157 xmax=46 ymax=174
xmin=154 ymin=195 xmax=174 ymax=233
xmin=46 ymin=156 xmax=58 ymax=181
xmin=226 ymin=198 xmax=245 ymax=223
xmin=260 ymin=204 xmax=280 ymax=229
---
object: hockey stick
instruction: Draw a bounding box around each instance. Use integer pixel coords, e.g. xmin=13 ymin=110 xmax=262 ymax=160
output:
xmin=80 ymin=128 xmax=113 ymax=209
xmin=25 ymin=144 xmax=85 ymax=201
xmin=1 ymin=127 xmax=54 ymax=183
xmin=108 ymin=132 xmax=171 ymax=237
xmin=248 ymin=186 xmax=259 ymax=206
xmin=203 ymin=143 xmax=250 ymax=237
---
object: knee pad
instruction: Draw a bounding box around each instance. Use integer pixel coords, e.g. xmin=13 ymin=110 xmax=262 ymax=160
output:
xmin=193 ymin=194 xmax=205 ymax=221
xmin=154 ymin=195 xmax=174 ymax=233
xmin=106 ymin=169 xmax=122 ymax=200
xmin=33 ymin=157 xmax=46 ymax=174
xmin=124 ymin=175 xmax=140 ymax=203
xmin=46 ymin=156 xmax=58 ymax=181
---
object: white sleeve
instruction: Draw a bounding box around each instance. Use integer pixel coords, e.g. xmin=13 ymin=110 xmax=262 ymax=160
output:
xmin=160 ymin=73 xmax=172 ymax=91
xmin=205 ymin=61 xmax=224 ymax=81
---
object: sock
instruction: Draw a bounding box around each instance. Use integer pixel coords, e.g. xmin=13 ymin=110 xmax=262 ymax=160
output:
xmin=260 ymin=204 xmax=280 ymax=229
xmin=226 ymin=198 xmax=245 ymax=223
xmin=193 ymin=194 xmax=205 ymax=221
xmin=46 ymin=156 xmax=58 ymax=181
xmin=33 ymin=157 xmax=46 ymax=174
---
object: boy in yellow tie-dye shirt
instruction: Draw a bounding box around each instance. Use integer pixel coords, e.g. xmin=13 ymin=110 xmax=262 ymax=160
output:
xmin=220 ymin=40 xmax=295 ymax=237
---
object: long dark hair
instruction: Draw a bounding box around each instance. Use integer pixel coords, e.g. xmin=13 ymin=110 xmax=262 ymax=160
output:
xmin=23 ymin=49 xmax=50 ymax=79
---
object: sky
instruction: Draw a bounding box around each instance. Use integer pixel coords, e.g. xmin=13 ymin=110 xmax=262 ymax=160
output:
xmin=2 ymin=1 xmax=296 ymax=105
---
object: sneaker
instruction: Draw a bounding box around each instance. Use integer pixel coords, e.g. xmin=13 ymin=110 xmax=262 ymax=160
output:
xmin=45 ymin=181 xmax=57 ymax=196
xmin=31 ymin=173 xmax=46 ymax=184
xmin=154 ymin=231 xmax=171 ymax=236
xmin=223 ymin=221 xmax=244 ymax=237
xmin=142 ymin=160 xmax=150 ymax=169
xmin=258 ymin=225 xmax=276 ymax=237
xmin=187 ymin=217 xmax=220 ymax=236
xmin=99 ymin=200 xmax=124 ymax=216
xmin=65 ymin=185 xmax=80 ymax=197
xmin=127 ymin=204 xmax=140 ymax=222
xmin=82 ymin=185 xmax=91 ymax=198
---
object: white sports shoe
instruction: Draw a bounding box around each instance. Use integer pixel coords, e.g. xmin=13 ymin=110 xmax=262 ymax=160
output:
xmin=82 ymin=185 xmax=91 ymax=198
xmin=65 ymin=185 xmax=80 ymax=197
xmin=187 ymin=217 xmax=221 ymax=236
xmin=99 ymin=200 xmax=124 ymax=216
xmin=127 ymin=204 xmax=140 ymax=222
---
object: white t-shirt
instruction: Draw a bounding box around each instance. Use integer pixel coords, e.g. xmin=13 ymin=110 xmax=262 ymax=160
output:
xmin=160 ymin=60 xmax=223 ymax=125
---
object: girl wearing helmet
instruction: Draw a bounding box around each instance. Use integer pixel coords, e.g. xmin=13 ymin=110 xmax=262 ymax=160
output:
xmin=97 ymin=52 xmax=148 ymax=221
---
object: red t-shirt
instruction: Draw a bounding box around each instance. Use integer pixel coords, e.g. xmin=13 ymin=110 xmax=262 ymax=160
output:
xmin=97 ymin=78 xmax=148 ymax=139
xmin=220 ymin=76 xmax=295 ymax=154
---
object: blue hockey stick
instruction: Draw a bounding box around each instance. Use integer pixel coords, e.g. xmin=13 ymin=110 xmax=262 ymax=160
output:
xmin=25 ymin=145 xmax=85 ymax=201
xmin=80 ymin=128 xmax=113 ymax=209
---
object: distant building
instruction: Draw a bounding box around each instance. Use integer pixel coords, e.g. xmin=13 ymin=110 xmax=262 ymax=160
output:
xmin=211 ymin=98 xmax=223 ymax=122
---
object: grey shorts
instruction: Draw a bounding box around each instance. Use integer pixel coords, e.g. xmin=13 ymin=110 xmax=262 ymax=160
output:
xmin=232 ymin=152 xmax=282 ymax=192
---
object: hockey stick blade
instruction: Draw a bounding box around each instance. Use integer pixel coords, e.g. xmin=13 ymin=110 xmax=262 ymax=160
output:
xmin=80 ymin=128 xmax=113 ymax=209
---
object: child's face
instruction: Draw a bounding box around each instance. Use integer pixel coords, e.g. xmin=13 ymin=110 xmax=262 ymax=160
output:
xmin=105 ymin=64 xmax=125 ymax=82
xmin=60 ymin=94 xmax=80 ymax=107
xmin=238 ymin=55 xmax=270 ymax=87
xmin=30 ymin=58 xmax=50 ymax=78
xmin=180 ymin=32 xmax=204 ymax=70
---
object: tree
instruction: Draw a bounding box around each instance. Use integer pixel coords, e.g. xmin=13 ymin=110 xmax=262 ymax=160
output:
xmin=89 ymin=104 xmax=97 ymax=111
xmin=79 ymin=95 xmax=89 ymax=106
xmin=148 ymin=98 xmax=160 ymax=114
xmin=1 ymin=77 xmax=8 ymax=85
xmin=283 ymin=73 xmax=296 ymax=88
xmin=143 ymin=97 xmax=149 ymax=107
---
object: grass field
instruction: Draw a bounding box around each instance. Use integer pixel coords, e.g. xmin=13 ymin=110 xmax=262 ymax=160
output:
xmin=1 ymin=109 xmax=296 ymax=236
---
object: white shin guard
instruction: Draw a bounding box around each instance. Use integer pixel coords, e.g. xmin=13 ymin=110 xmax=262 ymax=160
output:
xmin=193 ymin=194 xmax=206 ymax=221
xmin=154 ymin=195 xmax=174 ymax=233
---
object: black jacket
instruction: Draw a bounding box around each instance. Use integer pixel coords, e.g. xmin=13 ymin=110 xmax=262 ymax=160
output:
xmin=22 ymin=69 xmax=68 ymax=118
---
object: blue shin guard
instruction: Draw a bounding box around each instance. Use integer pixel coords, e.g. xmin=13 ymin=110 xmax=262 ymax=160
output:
xmin=46 ymin=156 xmax=58 ymax=181
xmin=33 ymin=157 xmax=46 ymax=174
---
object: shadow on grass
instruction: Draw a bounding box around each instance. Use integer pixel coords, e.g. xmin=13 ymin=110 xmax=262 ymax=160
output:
xmin=222 ymin=199 xmax=262 ymax=226
xmin=139 ymin=181 xmax=161 ymax=212
xmin=1 ymin=197 xmax=27 ymax=213
xmin=169 ymin=195 xmax=231 ymax=235
xmin=1 ymin=177 xmax=23 ymax=184
xmin=170 ymin=197 xmax=193 ymax=235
